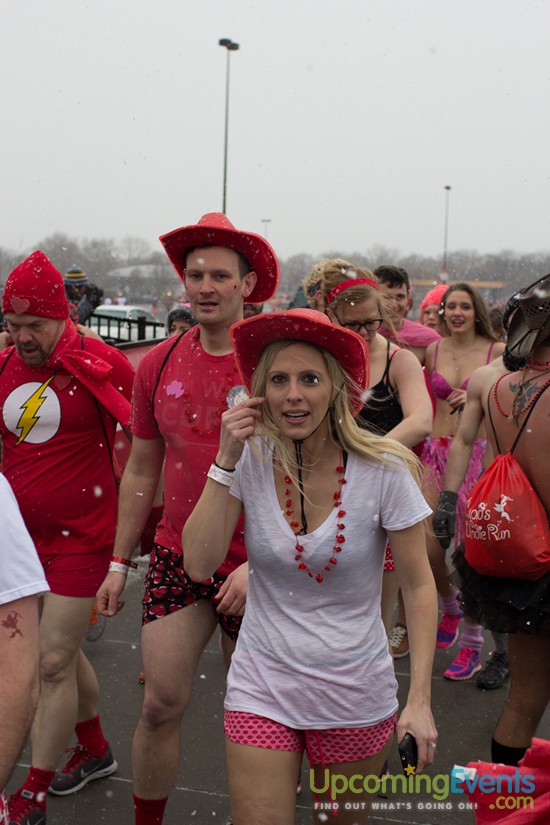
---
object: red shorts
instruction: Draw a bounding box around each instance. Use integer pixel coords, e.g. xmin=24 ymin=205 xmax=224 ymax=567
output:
xmin=384 ymin=543 xmax=396 ymax=572
xmin=224 ymin=711 xmax=397 ymax=764
xmin=142 ymin=545 xmax=242 ymax=641
xmin=38 ymin=547 xmax=111 ymax=598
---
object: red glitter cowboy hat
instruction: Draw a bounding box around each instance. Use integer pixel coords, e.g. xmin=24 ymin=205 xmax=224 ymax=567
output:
xmin=159 ymin=212 xmax=279 ymax=304
xmin=230 ymin=308 xmax=369 ymax=415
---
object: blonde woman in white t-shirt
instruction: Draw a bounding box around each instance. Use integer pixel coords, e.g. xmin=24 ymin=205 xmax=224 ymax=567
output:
xmin=183 ymin=309 xmax=438 ymax=825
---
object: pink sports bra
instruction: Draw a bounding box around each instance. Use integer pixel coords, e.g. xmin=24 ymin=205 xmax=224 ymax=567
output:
xmin=430 ymin=340 xmax=495 ymax=401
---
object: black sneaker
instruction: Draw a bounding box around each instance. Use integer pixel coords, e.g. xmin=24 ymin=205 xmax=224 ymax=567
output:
xmin=476 ymin=651 xmax=510 ymax=691
xmin=48 ymin=744 xmax=118 ymax=796
xmin=8 ymin=788 xmax=47 ymax=825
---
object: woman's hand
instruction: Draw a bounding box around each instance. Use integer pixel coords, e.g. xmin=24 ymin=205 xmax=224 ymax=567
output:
xmin=396 ymin=702 xmax=438 ymax=773
xmin=215 ymin=397 xmax=263 ymax=470
xmin=447 ymin=388 xmax=467 ymax=415
xmin=215 ymin=562 xmax=248 ymax=616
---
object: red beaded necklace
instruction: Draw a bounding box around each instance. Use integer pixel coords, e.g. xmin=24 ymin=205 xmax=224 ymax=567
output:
xmin=493 ymin=372 xmax=550 ymax=420
xmin=283 ymin=462 xmax=347 ymax=584
xmin=183 ymin=331 xmax=238 ymax=437
xmin=526 ymin=359 xmax=550 ymax=372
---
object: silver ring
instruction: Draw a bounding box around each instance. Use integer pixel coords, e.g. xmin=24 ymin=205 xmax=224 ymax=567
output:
xmin=430 ymin=741 xmax=437 ymax=748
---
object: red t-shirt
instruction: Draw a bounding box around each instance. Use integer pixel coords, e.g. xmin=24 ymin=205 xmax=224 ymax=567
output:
xmin=380 ymin=318 xmax=441 ymax=348
xmin=130 ymin=327 xmax=246 ymax=576
xmin=0 ymin=333 xmax=134 ymax=553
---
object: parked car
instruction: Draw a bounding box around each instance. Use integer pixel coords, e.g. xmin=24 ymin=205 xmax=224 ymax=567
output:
xmin=87 ymin=304 xmax=166 ymax=343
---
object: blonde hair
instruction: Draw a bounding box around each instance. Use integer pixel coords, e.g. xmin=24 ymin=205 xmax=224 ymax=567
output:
xmin=250 ymin=340 xmax=420 ymax=486
xmin=302 ymin=258 xmax=354 ymax=309
xmin=318 ymin=262 xmax=396 ymax=334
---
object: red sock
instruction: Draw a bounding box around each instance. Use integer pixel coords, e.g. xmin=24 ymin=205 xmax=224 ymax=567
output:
xmin=133 ymin=794 xmax=168 ymax=825
xmin=21 ymin=766 xmax=56 ymax=803
xmin=75 ymin=714 xmax=109 ymax=757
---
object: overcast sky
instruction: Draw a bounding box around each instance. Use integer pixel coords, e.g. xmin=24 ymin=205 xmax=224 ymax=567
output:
xmin=2 ymin=0 xmax=549 ymax=264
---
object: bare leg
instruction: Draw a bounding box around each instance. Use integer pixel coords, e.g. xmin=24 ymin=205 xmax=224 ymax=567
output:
xmin=132 ymin=600 xmax=218 ymax=798
xmin=32 ymin=593 xmax=94 ymax=769
xmin=226 ymin=741 xmax=302 ymax=825
xmin=76 ymin=649 xmax=100 ymax=723
xmin=310 ymin=738 xmax=393 ymax=824
xmin=493 ymin=633 xmax=550 ymax=749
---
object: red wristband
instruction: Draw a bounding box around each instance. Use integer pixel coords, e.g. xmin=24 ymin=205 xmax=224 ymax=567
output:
xmin=111 ymin=555 xmax=138 ymax=569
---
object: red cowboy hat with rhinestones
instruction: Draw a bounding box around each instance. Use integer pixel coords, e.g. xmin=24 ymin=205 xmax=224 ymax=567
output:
xmin=230 ymin=308 xmax=369 ymax=415
xmin=159 ymin=212 xmax=279 ymax=304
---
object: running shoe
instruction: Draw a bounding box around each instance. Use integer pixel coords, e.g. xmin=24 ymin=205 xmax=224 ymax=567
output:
xmin=388 ymin=624 xmax=409 ymax=658
xmin=48 ymin=745 xmax=117 ymax=796
xmin=8 ymin=789 xmax=47 ymax=825
xmin=436 ymin=611 xmax=463 ymax=649
xmin=84 ymin=601 xmax=106 ymax=643
xmin=443 ymin=647 xmax=482 ymax=681
xmin=476 ymin=651 xmax=510 ymax=690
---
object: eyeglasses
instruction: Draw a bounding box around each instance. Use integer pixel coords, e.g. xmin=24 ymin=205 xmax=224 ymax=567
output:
xmin=339 ymin=318 xmax=383 ymax=333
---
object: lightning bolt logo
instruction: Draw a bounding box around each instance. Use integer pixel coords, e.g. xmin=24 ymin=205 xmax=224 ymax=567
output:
xmin=16 ymin=376 xmax=55 ymax=445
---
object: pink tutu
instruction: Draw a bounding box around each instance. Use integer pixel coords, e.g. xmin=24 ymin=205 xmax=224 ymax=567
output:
xmin=421 ymin=436 xmax=486 ymax=545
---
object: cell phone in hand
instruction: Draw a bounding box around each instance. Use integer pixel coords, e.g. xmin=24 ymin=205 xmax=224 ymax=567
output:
xmin=398 ymin=733 xmax=418 ymax=774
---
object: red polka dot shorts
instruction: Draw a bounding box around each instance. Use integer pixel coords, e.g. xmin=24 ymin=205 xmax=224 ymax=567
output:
xmin=224 ymin=711 xmax=397 ymax=764
xmin=384 ymin=542 xmax=396 ymax=572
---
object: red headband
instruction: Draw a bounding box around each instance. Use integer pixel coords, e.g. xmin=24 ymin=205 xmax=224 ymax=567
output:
xmin=326 ymin=278 xmax=379 ymax=306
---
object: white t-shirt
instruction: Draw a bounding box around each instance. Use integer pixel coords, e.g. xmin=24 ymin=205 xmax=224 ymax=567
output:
xmin=0 ymin=473 xmax=49 ymax=606
xmin=0 ymin=475 xmax=49 ymax=801
xmin=226 ymin=440 xmax=431 ymax=730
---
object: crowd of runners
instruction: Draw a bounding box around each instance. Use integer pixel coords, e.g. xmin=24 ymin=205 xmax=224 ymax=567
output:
xmin=1 ymin=212 xmax=549 ymax=825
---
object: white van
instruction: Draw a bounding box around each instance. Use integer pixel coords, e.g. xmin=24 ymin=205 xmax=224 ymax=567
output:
xmin=88 ymin=305 xmax=165 ymax=343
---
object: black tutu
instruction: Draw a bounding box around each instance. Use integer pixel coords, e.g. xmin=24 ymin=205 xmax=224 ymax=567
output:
xmin=452 ymin=545 xmax=550 ymax=636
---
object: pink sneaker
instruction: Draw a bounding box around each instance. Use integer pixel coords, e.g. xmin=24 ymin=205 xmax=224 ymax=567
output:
xmin=444 ymin=647 xmax=482 ymax=681
xmin=436 ymin=611 xmax=463 ymax=649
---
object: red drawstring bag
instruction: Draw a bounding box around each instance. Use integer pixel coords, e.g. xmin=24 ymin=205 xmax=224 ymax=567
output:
xmin=464 ymin=382 xmax=550 ymax=580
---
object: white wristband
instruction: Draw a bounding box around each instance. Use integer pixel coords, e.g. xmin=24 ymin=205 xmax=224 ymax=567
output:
xmin=207 ymin=463 xmax=234 ymax=487
xmin=109 ymin=562 xmax=130 ymax=575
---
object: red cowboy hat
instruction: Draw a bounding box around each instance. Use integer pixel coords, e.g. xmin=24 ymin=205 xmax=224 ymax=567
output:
xmin=159 ymin=212 xmax=279 ymax=304
xmin=230 ymin=308 xmax=369 ymax=415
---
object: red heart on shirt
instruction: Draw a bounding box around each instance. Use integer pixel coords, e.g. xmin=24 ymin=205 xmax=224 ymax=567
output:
xmin=54 ymin=374 xmax=71 ymax=390
xmin=10 ymin=296 xmax=31 ymax=314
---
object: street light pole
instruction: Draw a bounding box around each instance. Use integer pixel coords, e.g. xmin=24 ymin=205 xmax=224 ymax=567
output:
xmin=261 ymin=218 xmax=271 ymax=239
xmin=219 ymin=38 xmax=239 ymax=214
xmin=440 ymin=185 xmax=451 ymax=283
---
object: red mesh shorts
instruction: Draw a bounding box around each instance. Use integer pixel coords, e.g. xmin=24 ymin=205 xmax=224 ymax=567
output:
xmin=224 ymin=710 xmax=397 ymax=764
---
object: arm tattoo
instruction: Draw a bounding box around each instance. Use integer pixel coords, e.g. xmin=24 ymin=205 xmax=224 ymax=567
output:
xmin=1 ymin=610 xmax=24 ymax=639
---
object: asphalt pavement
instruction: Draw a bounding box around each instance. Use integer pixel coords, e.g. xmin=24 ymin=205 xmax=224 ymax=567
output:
xmin=9 ymin=554 xmax=550 ymax=825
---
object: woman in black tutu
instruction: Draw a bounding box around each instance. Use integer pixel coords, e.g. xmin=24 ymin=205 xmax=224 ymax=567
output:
xmin=452 ymin=275 xmax=550 ymax=767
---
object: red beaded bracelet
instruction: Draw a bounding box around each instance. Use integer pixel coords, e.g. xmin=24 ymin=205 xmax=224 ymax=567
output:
xmin=111 ymin=555 xmax=138 ymax=569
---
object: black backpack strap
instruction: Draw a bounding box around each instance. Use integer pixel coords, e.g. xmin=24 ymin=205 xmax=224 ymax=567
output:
xmin=487 ymin=387 xmax=502 ymax=455
xmin=150 ymin=332 xmax=186 ymax=419
xmin=510 ymin=379 xmax=550 ymax=453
